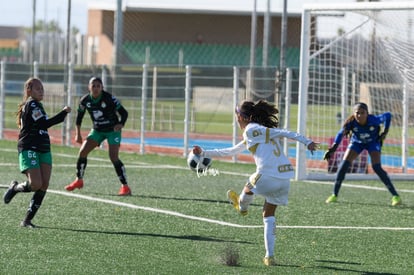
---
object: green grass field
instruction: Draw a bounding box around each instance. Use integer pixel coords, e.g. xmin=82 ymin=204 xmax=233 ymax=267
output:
xmin=0 ymin=139 xmax=413 ymax=274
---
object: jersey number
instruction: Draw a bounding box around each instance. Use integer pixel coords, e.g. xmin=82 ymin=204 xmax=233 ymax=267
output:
xmin=28 ymin=150 xmax=37 ymax=159
xmin=271 ymin=139 xmax=281 ymax=157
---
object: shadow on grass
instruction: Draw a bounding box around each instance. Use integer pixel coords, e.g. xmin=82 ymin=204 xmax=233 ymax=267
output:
xmin=325 ymin=199 xmax=414 ymax=210
xmin=345 ymin=200 xmax=414 ymax=210
xmin=86 ymin=192 xmax=262 ymax=207
xmin=38 ymin=225 xmax=255 ymax=244
xmin=315 ymin=260 xmax=398 ymax=275
xmin=316 ymin=259 xmax=361 ymax=265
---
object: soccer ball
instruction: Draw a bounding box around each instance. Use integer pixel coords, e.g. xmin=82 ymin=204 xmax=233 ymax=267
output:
xmin=187 ymin=151 xmax=212 ymax=172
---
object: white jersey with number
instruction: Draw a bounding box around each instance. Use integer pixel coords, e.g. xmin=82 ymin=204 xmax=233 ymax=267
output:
xmin=203 ymin=122 xmax=313 ymax=179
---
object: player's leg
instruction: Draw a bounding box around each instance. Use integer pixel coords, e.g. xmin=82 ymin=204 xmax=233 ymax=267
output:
xmin=239 ymin=173 xmax=261 ymax=212
xmin=326 ymin=147 xmax=360 ymax=203
xmin=78 ymin=137 xmax=100 ymax=174
xmin=107 ymin=131 xmax=131 ymax=195
xmin=108 ymin=143 xmax=127 ymax=184
xmin=263 ymin=202 xmax=277 ymax=266
xmin=21 ymin=161 xmax=51 ymax=228
xmin=370 ymin=150 xmax=401 ymax=205
xmin=4 ymin=150 xmax=41 ymax=204
xmin=65 ymin=136 xmax=99 ymax=191
xmin=227 ymin=173 xmax=258 ymax=215
xmin=239 ymin=188 xmax=254 ymax=213
xmin=259 ymin=177 xmax=289 ymax=266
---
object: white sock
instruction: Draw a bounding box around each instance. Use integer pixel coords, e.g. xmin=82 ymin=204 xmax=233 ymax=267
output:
xmin=263 ymin=216 xmax=276 ymax=257
xmin=239 ymin=192 xmax=253 ymax=211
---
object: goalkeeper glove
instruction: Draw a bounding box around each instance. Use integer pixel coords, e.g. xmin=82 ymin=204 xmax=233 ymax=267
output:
xmin=323 ymin=143 xmax=338 ymax=161
xmin=378 ymin=130 xmax=388 ymax=147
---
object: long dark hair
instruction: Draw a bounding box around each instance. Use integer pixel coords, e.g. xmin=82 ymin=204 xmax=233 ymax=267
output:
xmin=16 ymin=77 xmax=41 ymax=128
xmin=237 ymin=99 xmax=279 ymax=128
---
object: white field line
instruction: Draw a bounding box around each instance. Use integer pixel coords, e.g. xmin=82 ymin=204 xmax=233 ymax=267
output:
xmin=0 ymin=149 xmax=413 ymax=231
xmin=46 ymin=190 xmax=262 ymax=229
xmin=1 ymin=186 xmax=412 ymax=231
xmin=40 ymin=191 xmax=414 ymax=231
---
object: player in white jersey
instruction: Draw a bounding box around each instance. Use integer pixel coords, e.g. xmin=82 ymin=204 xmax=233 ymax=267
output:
xmin=193 ymin=99 xmax=319 ymax=266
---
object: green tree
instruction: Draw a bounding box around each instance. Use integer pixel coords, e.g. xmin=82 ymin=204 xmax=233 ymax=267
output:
xmin=24 ymin=20 xmax=80 ymax=35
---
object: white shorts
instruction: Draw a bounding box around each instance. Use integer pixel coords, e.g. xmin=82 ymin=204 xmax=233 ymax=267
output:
xmin=246 ymin=173 xmax=290 ymax=206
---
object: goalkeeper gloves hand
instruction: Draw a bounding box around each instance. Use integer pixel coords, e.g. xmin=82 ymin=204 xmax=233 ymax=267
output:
xmin=378 ymin=131 xmax=388 ymax=147
xmin=323 ymin=143 xmax=338 ymax=161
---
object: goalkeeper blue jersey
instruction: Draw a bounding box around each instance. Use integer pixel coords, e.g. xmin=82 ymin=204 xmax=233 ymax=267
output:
xmin=334 ymin=112 xmax=391 ymax=145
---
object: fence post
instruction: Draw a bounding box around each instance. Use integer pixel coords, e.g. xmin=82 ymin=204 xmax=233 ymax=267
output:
xmin=0 ymin=61 xmax=5 ymax=139
xmin=151 ymin=66 xmax=157 ymax=131
xmin=341 ymin=67 xmax=348 ymax=122
xmin=232 ymin=66 xmax=239 ymax=163
xmin=140 ymin=64 xmax=148 ymax=155
xmin=101 ymin=65 xmax=107 ymax=86
xmin=183 ymin=65 xmax=191 ymax=157
xmin=65 ymin=62 xmax=73 ymax=146
xmin=402 ymin=72 xmax=409 ymax=173
xmin=283 ymin=67 xmax=291 ymax=156
xmin=33 ymin=61 xmax=39 ymax=78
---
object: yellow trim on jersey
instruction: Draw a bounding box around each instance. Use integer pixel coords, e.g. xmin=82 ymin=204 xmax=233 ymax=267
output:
xmin=249 ymin=143 xmax=259 ymax=154
xmin=265 ymin=128 xmax=270 ymax=143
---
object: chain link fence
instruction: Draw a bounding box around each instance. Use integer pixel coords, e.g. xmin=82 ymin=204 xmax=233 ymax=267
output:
xmin=0 ymin=62 xmax=300 ymax=159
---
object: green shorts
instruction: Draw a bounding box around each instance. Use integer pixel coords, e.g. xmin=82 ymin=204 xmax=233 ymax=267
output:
xmin=19 ymin=150 xmax=52 ymax=173
xmin=87 ymin=129 xmax=122 ymax=145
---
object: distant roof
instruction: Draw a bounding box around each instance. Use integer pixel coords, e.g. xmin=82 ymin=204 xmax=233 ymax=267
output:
xmin=88 ymin=0 xmax=302 ymax=17
xmin=0 ymin=26 xmax=23 ymax=39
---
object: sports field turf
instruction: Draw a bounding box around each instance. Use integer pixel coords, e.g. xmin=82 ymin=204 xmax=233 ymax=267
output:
xmin=0 ymin=139 xmax=413 ymax=274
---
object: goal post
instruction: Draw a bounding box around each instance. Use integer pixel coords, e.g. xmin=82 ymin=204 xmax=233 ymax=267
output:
xmin=296 ymin=2 xmax=414 ymax=180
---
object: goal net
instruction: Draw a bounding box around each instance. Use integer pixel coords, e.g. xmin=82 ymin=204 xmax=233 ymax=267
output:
xmin=296 ymin=2 xmax=414 ymax=180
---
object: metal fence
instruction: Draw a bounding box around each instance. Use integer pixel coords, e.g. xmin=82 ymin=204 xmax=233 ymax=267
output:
xmin=0 ymin=61 xmax=299 ymax=161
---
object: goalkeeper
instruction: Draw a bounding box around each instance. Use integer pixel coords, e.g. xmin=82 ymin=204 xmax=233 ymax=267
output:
xmin=324 ymin=102 xmax=401 ymax=206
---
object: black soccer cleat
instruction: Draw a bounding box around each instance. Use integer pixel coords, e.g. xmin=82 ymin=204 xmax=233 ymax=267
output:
xmin=3 ymin=180 xmax=19 ymax=204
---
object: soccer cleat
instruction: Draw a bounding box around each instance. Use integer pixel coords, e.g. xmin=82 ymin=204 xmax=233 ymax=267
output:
xmin=65 ymin=179 xmax=84 ymax=191
xmin=118 ymin=185 xmax=131 ymax=196
xmin=3 ymin=180 xmax=19 ymax=204
xmin=227 ymin=190 xmax=247 ymax=216
xmin=391 ymin=195 xmax=402 ymax=206
xmin=20 ymin=220 xmax=36 ymax=228
xmin=263 ymin=256 xmax=277 ymax=266
xmin=325 ymin=194 xmax=337 ymax=204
